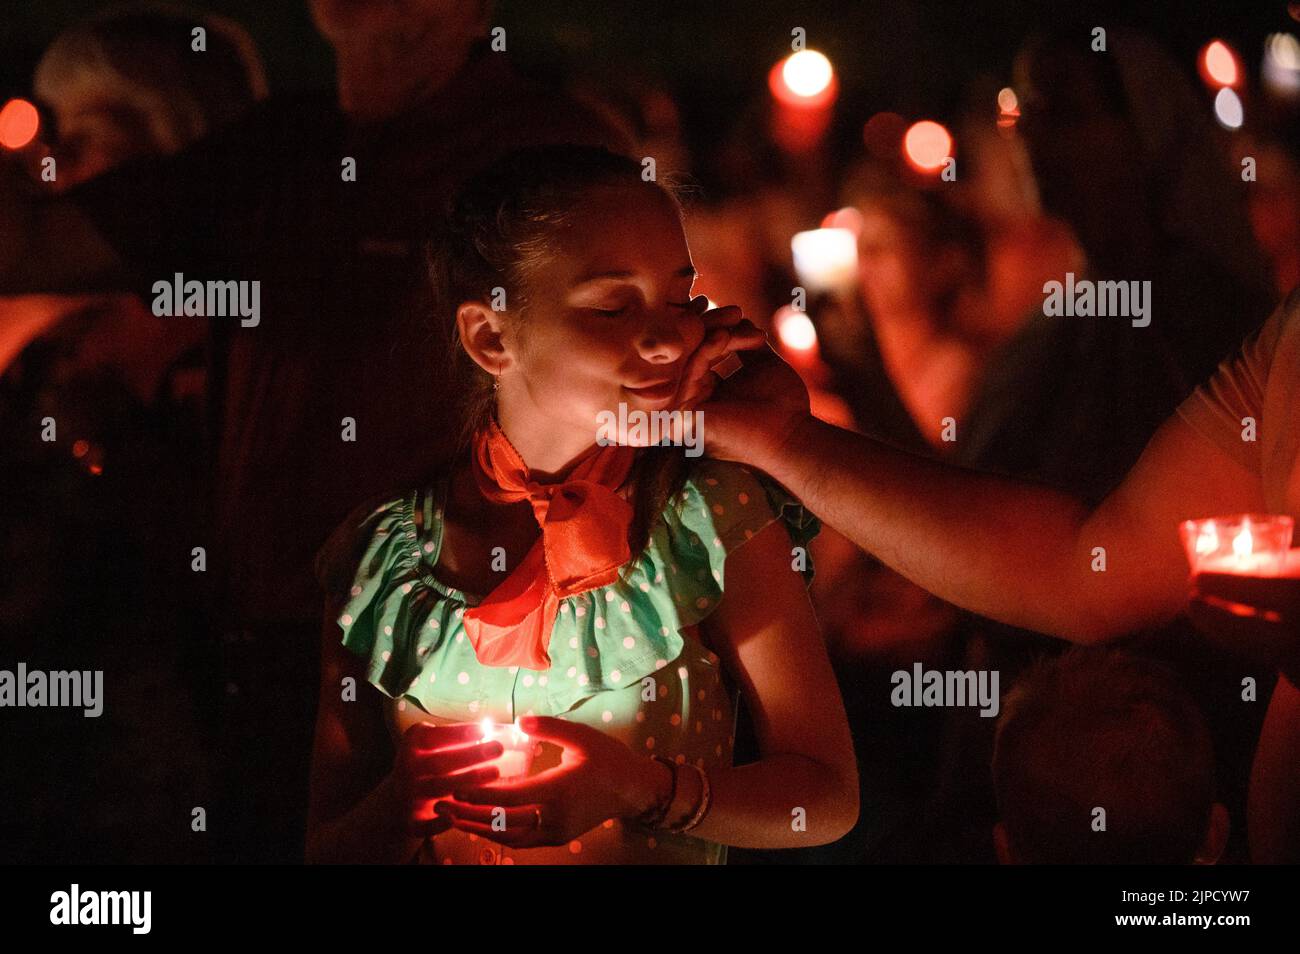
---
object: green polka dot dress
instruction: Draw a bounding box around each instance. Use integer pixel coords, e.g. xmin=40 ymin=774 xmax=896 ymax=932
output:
xmin=318 ymin=458 xmax=819 ymax=864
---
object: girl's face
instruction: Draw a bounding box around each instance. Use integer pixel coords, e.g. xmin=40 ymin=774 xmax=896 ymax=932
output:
xmin=498 ymin=182 xmax=705 ymax=442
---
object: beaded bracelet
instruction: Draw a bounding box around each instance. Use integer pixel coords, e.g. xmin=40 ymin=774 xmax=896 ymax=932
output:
xmin=636 ymin=755 xmax=678 ymax=829
xmin=665 ymin=762 xmax=712 ymax=834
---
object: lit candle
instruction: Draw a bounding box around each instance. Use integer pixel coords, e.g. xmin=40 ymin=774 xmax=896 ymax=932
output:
xmin=1180 ymin=514 xmax=1295 ymax=577
xmin=478 ymin=718 xmax=536 ymax=780
xmin=791 ymin=228 xmax=859 ymax=295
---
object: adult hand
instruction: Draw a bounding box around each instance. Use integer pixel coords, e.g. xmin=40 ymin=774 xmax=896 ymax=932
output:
xmin=389 ymin=721 xmax=503 ymax=841
xmin=434 ymin=715 xmax=657 ymax=848
xmin=676 ymin=298 xmax=813 ymax=464
xmin=1188 ymin=563 xmax=1300 ymax=686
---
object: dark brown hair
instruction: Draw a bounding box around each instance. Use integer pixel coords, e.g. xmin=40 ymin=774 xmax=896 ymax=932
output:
xmin=426 ymin=144 xmax=697 ymax=557
xmin=992 ymin=648 xmax=1216 ymax=864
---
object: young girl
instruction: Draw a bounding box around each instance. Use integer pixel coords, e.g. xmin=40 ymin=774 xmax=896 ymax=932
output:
xmin=306 ymin=145 xmax=857 ymax=864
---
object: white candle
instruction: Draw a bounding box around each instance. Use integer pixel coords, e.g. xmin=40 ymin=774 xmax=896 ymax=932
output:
xmin=479 ymin=718 xmax=535 ymax=780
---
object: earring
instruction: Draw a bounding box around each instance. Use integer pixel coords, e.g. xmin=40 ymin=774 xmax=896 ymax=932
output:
xmin=492 ymin=376 xmax=500 ymax=392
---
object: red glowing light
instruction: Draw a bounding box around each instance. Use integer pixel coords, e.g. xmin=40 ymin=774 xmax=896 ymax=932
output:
xmin=1200 ymin=40 xmax=1241 ymax=88
xmin=820 ymin=206 xmax=865 ymax=236
xmin=768 ymin=50 xmax=838 ymax=109
xmin=903 ymin=120 xmax=952 ymax=173
xmin=0 ymin=98 xmax=39 ymax=150
xmin=72 ymin=439 xmax=89 ymax=458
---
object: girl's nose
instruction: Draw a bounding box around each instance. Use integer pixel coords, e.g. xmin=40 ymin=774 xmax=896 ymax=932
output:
xmin=635 ymin=312 xmax=688 ymax=364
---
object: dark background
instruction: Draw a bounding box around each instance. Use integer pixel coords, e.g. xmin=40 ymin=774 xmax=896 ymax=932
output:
xmin=3 ymin=1 xmax=1292 ymax=167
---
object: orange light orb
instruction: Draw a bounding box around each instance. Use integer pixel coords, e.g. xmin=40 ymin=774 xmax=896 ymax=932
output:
xmin=903 ymin=120 xmax=952 ymax=173
xmin=0 ymin=98 xmax=39 ymax=150
xmin=1200 ymin=40 xmax=1241 ymax=88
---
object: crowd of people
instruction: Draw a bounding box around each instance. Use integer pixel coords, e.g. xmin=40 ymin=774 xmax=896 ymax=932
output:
xmin=1 ymin=1 xmax=1298 ymax=865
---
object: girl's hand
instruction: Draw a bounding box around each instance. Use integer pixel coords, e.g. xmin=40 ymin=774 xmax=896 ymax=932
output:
xmin=389 ymin=721 xmax=504 ymax=841
xmin=434 ymin=715 xmax=658 ymax=849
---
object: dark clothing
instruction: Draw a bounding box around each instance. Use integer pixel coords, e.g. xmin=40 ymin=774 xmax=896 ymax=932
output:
xmin=923 ymin=248 xmax=1276 ymax=864
xmin=71 ymin=43 xmax=629 ymax=630
xmin=961 ymin=246 xmax=1274 ymax=503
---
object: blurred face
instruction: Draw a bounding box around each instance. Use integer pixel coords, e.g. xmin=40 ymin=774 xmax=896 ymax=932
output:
xmin=856 ymin=206 xmax=926 ymax=315
xmin=1015 ymin=46 xmax=1136 ymax=230
xmin=496 ymin=183 xmax=704 ymax=439
xmin=45 ymin=93 xmax=158 ymax=191
xmin=308 ymin=0 xmax=482 ymax=45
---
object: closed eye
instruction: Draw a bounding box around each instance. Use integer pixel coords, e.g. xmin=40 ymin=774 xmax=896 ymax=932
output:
xmin=592 ymin=301 xmax=692 ymax=317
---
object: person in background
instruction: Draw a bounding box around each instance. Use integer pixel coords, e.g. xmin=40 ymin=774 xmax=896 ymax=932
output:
xmin=794 ymin=27 xmax=1278 ymax=863
xmin=992 ymin=649 xmax=1229 ymax=865
xmin=0 ymin=0 xmax=631 ymax=863
xmin=0 ymin=3 xmax=266 ymax=863
xmin=678 ymin=273 xmax=1300 ymax=864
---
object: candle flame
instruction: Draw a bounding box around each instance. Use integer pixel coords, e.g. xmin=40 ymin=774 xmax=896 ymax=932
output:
xmin=481 ymin=717 xmax=529 ymax=745
xmin=1195 ymin=524 xmax=1219 ymax=555
xmin=1232 ymin=523 xmax=1253 ymax=560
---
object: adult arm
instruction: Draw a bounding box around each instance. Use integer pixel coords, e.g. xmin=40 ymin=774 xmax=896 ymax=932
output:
xmin=750 ymin=410 xmax=1264 ymax=642
xmin=691 ymin=339 xmax=1263 ymax=643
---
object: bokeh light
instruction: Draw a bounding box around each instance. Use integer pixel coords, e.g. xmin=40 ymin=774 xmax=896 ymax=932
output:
xmin=903 ymin=120 xmax=953 ymax=173
xmin=1263 ymin=33 xmax=1300 ymax=96
xmin=769 ymin=49 xmax=838 ymax=109
xmin=1214 ymin=87 xmax=1244 ymax=129
xmin=0 ymin=98 xmax=40 ymax=150
xmin=791 ymin=227 xmax=859 ymax=293
xmin=774 ymin=307 xmax=818 ymax=352
xmin=1200 ymin=39 xmax=1241 ymax=88
xmin=782 ymin=50 xmax=833 ymax=97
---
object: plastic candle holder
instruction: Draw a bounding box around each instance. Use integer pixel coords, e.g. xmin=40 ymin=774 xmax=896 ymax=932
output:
xmin=478 ymin=719 xmax=536 ymax=780
xmin=1179 ymin=513 xmax=1294 ymax=577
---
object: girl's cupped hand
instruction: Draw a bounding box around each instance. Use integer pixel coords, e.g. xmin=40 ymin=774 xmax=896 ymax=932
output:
xmin=433 ymin=715 xmax=655 ymax=849
xmin=390 ymin=721 xmax=504 ymax=841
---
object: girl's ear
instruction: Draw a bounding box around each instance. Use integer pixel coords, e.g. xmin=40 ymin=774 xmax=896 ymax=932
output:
xmin=456 ymin=301 xmax=510 ymax=376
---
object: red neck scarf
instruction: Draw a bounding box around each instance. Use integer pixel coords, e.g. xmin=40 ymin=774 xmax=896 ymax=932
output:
xmin=460 ymin=419 xmax=637 ymax=670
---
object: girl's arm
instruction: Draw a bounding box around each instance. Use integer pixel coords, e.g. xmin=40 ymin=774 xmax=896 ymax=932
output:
xmin=304 ymin=605 xmax=423 ymax=864
xmin=686 ymin=518 xmax=860 ymax=848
